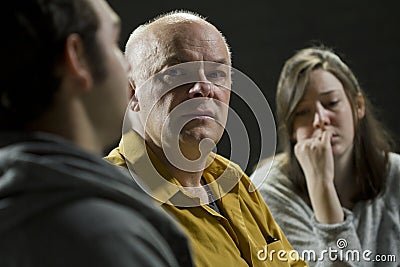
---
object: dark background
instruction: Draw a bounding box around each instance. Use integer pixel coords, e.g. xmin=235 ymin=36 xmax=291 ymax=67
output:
xmin=108 ymin=0 xmax=400 ymax=175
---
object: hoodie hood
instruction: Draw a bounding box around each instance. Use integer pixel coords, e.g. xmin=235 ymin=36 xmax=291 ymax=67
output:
xmin=0 ymin=132 xmax=150 ymax=233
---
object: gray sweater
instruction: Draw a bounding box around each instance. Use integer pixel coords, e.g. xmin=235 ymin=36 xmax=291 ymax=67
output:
xmin=251 ymin=153 xmax=400 ymax=266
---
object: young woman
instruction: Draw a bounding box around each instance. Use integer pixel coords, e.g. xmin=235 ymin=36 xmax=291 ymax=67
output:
xmin=251 ymin=46 xmax=399 ymax=266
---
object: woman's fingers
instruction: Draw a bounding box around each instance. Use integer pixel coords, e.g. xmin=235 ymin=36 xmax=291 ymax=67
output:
xmin=321 ymin=130 xmax=333 ymax=146
xmin=294 ymin=129 xmax=334 ymax=181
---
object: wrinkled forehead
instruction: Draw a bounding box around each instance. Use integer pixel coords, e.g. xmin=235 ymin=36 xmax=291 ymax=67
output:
xmin=149 ymin=21 xmax=230 ymax=64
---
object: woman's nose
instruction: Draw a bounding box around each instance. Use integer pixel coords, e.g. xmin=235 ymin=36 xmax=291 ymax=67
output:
xmin=312 ymin=107 xmax=330 ymax=129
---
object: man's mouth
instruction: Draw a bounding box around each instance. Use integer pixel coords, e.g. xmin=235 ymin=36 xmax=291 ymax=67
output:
xmin=186 ymin=109 xmax=216 ymax=120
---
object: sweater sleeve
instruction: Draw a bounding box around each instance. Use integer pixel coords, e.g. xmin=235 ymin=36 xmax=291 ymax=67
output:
xmin=254 ymin=163 xmax=364 ymax=267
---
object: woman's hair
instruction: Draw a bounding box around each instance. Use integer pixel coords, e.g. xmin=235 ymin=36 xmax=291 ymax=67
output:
xmin=276 ymin=46 xmax=394 ymax=201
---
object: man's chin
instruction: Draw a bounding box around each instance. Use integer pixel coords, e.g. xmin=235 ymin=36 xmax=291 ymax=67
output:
xmin=179 ymin=130 xmax=221 ymax=147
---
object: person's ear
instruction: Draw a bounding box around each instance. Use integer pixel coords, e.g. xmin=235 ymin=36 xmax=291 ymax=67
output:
xmin=64 ymin=33 xmax=93 ymax=92
xmin=129 ymin=79 xmax=140 ymax=111
xmin=356 ymin=92 xmax=365 ymax=119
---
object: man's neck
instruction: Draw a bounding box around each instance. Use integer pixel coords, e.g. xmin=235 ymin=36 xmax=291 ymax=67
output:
xmin=146 ymin=139 xmax=209 ymax=187
xmin=28 ymin=100 xmax=103 ymax=155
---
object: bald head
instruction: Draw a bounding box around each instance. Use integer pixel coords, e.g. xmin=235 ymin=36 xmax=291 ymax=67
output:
xmin=125 ymin=11 xmax=231 ymax=88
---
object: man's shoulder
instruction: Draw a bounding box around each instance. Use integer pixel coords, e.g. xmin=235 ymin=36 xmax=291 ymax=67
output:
xmin=210 ymin=153 xmax=245 ymax=174
xmin=23 ymin=198 xmax=158 ymax=239
xmin=1 ymin=198 xmax=183 ymax=267
xmin=104 ymin=146 xmax=128 ymax=168
xmin=210 ymin=153 xmax=265 ymax=199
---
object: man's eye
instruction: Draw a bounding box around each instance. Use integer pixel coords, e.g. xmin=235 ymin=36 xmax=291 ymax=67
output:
xmin=207 ymin=70 xmax=226 ymax=79
xmin=164 ymin=67 xmax=185 ymax=77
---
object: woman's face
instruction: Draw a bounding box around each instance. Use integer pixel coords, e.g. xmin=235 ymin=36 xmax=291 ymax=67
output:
xmin=291 ymin=69 xmax=357 ymax=159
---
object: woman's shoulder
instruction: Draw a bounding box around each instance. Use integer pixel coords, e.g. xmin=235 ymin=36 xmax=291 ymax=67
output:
xmin=250 ymin=153 xmax=292 ymax=188
xmin=252 ymin=154 xmax=307 ymax=213
xmin=388 ymin=152 xmax=400 ymax=178
xmin=388 ymin=152 xmax=400 ymax=164
xmin=254 ymin=153 xmax=288 ymax=171
xmin=384 ymin=152 xmax=400 ymax=199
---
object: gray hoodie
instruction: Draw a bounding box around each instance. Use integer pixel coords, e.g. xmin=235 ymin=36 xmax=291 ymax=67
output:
xmin=0 ymin=132 xmax=193 ymax=267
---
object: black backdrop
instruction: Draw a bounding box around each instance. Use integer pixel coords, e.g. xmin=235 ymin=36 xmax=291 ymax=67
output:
xmin=108 ymin=0 xmax=400 ymax=174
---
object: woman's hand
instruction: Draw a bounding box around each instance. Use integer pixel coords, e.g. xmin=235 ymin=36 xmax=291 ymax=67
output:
xmin=294 ymin=130 xmax=344 ymax=224
xmin=294 ymin=130 xmax=334 ymax=186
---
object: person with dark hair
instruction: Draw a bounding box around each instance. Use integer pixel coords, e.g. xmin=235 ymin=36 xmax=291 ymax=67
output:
xmin=0 ymin=0 xmax=193 ymax=266
xmin=105 ymin=11 xmax=307 ymax=267
xmin=251 ymin=46 xmax=399 ymax=266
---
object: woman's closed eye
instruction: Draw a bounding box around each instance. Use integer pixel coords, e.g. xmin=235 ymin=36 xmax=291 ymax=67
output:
xmin=294 ymin=108 xmax=311 ymax=117
xmin=325 ymin=100 xmax=340 ymax=108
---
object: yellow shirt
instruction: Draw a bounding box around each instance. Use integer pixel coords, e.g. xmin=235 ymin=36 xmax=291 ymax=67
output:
xmin=105 ymin=131 xmax=307 ymax=267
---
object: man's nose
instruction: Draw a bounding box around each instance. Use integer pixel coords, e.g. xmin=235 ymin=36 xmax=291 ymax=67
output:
xmin=188 ymin=69 xmax=214 ymax=98
xmin=312 ymin=105 xmax=330 ymax=129
xmin=188 ymin=81 xmax=215 ymax=98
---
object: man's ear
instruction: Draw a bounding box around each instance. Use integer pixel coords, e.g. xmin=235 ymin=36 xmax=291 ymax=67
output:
xmin=64 ymin=33 xmax=93 ymax=92
xmin=129 ymin=79 xmax=140 ymax=111
xmin=356 ymin=92 xmax=365 ymax=120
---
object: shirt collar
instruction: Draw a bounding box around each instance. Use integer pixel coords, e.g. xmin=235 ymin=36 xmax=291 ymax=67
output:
xmin=109 ymin=130 xmax=243 ymax=206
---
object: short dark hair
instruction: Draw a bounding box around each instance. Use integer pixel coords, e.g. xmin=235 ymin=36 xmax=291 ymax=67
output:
xmin=1 ymin=0 xmax=104 ymax=130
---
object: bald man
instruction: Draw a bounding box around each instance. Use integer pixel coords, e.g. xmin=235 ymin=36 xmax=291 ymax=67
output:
xmin=1 ymin=1 xmax=193 ymax=266
xmin=106 ymin=11 xmax=307 ymax=267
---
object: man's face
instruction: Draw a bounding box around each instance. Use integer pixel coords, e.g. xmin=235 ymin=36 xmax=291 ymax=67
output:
xmin=136 ymin=22 xmax=231 ymax=154
xmin=88 ymin=0 xmax=130 ymax=147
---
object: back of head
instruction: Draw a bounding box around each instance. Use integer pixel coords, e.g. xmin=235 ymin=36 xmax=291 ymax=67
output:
xmin=2 ymin=0 xmax=99 ymax=130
